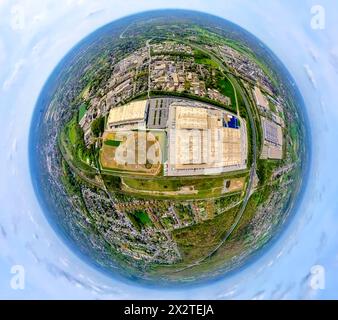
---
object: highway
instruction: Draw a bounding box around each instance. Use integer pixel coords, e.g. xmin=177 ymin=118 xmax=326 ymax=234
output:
xmin=170 ymin=45 xmax=258 ymax=273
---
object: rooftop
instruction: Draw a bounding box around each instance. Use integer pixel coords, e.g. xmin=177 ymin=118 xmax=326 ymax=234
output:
xmin=253 ymin=86 xmax=269 ymax=110
xmin=108 ymin=100 xmax=148 ymax=126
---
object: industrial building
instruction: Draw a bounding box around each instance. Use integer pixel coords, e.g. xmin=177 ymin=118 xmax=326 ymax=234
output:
xmin=146 ymin=98 xmax=173 ymax=129
xmin=260 ymin=117 xmax=283 ymax=160
xmin=103 ymin=98 xmax=248 ymax=176
xmin=253 ymin=86 xmax=269 ymax=111
xmin=167 ymin=102 xmax=247 ymax=176
xmin=107 ymin=100 xmax=148 ymax=129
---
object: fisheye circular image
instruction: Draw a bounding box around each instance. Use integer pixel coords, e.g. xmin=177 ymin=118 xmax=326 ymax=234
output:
xmin=30 ymin=9 xmax=307 ymax=285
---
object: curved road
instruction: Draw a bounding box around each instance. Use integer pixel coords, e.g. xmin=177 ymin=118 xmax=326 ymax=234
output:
xmin=115 ymin=32 xmax=259 ymax=272
xmin=171 ymin=46 xmax=258 ymax=273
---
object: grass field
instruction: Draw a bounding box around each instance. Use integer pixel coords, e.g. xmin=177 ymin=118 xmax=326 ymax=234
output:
xmin=63 ymin=116 xmax=97 ymax=170
xmin=123 ymin=176 xmax=224 ymax=191
xmin=121 ymin=174 xmax=247 ymax=200
xmin=217 ymin=77 xmax=236 ymax=109
xmin=68 ymin=121 xmax=78 ymax=146
xmin=256 ymin=159 xmax=281 ymax=186
xmin=195 ymin=56 xmax=219 ymax=68
xmin=127 ymin=210 xmax=153 ymax=231
xmin=104 ymin=139 xmax=121 ymax=147
xmin=78 ymin=103 xmax=87 ymax=122
xmin=268 ymin=101 xmax=277 ymax=113
xmin=58 ymin=115 xmax=103 ymax=192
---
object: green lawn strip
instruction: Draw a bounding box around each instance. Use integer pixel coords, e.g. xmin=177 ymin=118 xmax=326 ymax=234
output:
xmin=78 ymin=102 xmax=88 ymax=122
xmin=67 ymin=119 xmax=78 ymax=146
xmin=61 ymin=115 xmax=98 ymax=175
xmin=126 ymin=210 xmax=153 ymax=231
xmin=217 ymin=77 xmax=237 ymax=109
xmin=104 ymin=139 xmax=121 ymax=147
xmin=120 ymin=175 xmax=247 ymax=200
xmin=123 ymin=176 xmax=225 ymax=192
xmin=268 ymin=100 xmax=277 ymax=113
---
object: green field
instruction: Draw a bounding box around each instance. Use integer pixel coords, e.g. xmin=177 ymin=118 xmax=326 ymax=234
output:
xmin=195 ymin=56 xmax=219 ymax=68
xmin=150 ymin=204 xmax=241 ymax=276
xmin=104 ymin=140 xmax=121 ymax=147
xmin=268 ymin=101 xmax=277 ymax=113
xmin=127 ymin=210 xmax=153 ymax=231
xmin=68 ymin=120 xmax=78 ymax=146
xmin=217 ymin=77 xmax=237 ymax=108
xmin=78 ymin=103 xmax=87 ymax=122
xmin=123 ymin=176 xmax=225 ymax=192
xmin=121 ymin=173 xmax=247 ymax=200
xmin=256 ymin=159 xmax=281 ymax=186
xmin=59 ymin=115 xmax=99 ymax=183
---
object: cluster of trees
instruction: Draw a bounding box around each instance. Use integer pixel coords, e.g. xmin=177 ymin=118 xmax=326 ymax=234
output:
xmin=215 ymin=193 xmax=241 ymax=211
xmin=91 ymin=116 xmax=105 ymax=137
xmin=150 ymin=90 xmax=233 ymax=113
xmin=194 ymin=49 xmax=210 ymax=61
xmin=68 ymin=115 xmax=97 ymax=168
xmin=61 ymin=159 xmax=81 ymax=195
xmin=256 ymin=159 xmax=279 ymax=186
xmin=151 ymin=50 xmax=194 ymax=59
xmin=103 ymin=175 xmax=121 ymax=190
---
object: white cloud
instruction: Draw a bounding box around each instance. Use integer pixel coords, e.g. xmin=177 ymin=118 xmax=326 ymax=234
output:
xmin=2 ymin=59 xmax=25 ymax=90
xmin=330 ymin=46 xmax=338 ymax=74
xmin=308 ymin=45 xmax=319 ymax=62
xmin=0 ymin=38 xmax=6 ymax=66
xmin=32 ymin=12 xmax=46 ymax=25
xmin=251 ymin=290 xmax=266 ymax=300
xmin=10 ymin=4 xmax=25 ymax=30
xmin=66 ymin=0 xmax=86 ymax=7
xmin=31 ymin=38 xmax=49 ymax=58
xmin=304 ymin=64 xmax=317 ymax=89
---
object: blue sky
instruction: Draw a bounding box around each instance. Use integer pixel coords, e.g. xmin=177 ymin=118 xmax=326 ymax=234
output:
xmin=0 ymin=0 xmax=338 ymax=299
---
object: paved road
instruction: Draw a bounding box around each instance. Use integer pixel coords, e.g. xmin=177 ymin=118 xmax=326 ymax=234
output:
xmin=170 ymin=45 xmax=258 ymax=273
xmin=201 ymin=79 xmax=257 ymax=257
xmin=119 ymin=25 xmax=130 ymax=39
xmin=146 ymin=39 xmax=152 ymax=99
xmin=107 ymin=34 xmax=259 ymax=272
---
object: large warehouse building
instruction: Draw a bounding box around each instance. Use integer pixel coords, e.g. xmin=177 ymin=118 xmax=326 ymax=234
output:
xmin=167 ymin=102 xmax=247 ymax=176
xmin=102 ymin=98 xmax=248 ymax=177
xmin=253 ymin=86 xmax=269 ymax=111
xmin=107 ymin=100 xmax=148 ymax=129
xmin=261 ymin=117 xmax=283 ymax=160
